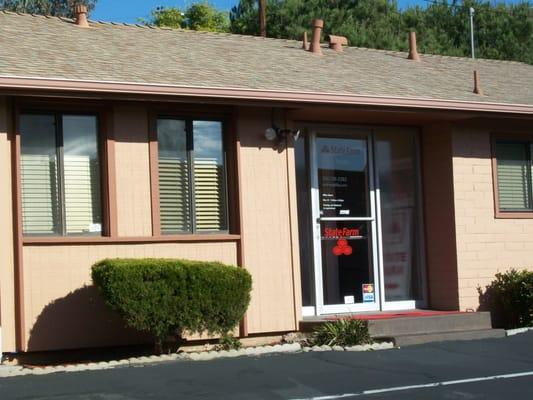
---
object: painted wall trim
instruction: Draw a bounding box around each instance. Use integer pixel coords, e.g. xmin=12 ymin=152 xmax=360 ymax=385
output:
xmin=22 ymin=234 xmax=241 ymax=246
xmin=233 ymin=110 xmax=248 ymax=338
xmin=1 ymin=76 xmax=532 ymax=115
xmin=103 ymin=110 xmax=118 ymax=237
xmin=10 ymin=99 xmax=25 ymax=351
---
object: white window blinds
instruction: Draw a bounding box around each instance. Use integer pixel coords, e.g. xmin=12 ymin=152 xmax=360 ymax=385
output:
xmin=157 ymin=119 xmax=191 ymax=233
xmin=157 ymin=118 xmax=227 ymax=234
xmin=20 ymin=115 xmax=61 ymax=235
xmin=496 ymin=142 xmax=532 ymax=211
xmin=193 ymin=121 xmax=227 ymax=232
xmin=20 ymin=113 xmax=102 ymax=236
xmin=62 ymin=116 xmax=102 ymax=235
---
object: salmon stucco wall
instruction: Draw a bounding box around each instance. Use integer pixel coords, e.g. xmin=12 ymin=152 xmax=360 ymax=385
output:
xmin=0 ymin=97 xmax=17 ymax=352
xmin=452 ymin=121 xmax=533 ymax=311
xmin=237 ymin=107 xmax=300 ymax=334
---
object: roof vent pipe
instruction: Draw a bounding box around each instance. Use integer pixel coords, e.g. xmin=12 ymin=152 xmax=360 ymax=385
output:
xmin=309 ymin=19 xmax=323 ymax=55
xmin=74 ymin=4 xmax=89 ymax=28
xmin=408 ymin=31 xmax=421 ymax=61
xmin=328 ymin=35 xmax=348 ymax=52
xmin=302 ymin=31 xmax=309 ymax=50
xmin=473 ymin=70 xmax=484 ymax=95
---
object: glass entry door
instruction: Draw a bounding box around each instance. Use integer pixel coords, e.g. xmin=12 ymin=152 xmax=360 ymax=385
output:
xmin=310 ymin=131 xmax=381 ymax=314
xmin=302 ymin=126 xmax=426 ymax=316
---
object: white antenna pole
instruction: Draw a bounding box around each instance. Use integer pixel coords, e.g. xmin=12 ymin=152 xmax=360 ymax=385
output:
xmin=469 ymin=7 xmax=475 ymax=59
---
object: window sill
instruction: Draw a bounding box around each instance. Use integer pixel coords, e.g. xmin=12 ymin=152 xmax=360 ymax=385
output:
xmin=495 ymin=211 xmax=533 ymax=219
xmin=23 ymin=234 xmax=241 ymax=246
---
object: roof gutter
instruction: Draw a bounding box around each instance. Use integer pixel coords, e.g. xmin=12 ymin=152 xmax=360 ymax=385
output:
xmin=0 ymin=75 xmax=532 ymax=115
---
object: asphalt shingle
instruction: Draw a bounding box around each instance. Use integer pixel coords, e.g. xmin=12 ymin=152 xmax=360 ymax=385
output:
xmin=0 ymin=11 xmax=532 ymax=106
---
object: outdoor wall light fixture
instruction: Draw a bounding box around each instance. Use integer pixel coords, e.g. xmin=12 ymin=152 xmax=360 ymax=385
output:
xmin=264 ymin=126 xmax=301 ymax=142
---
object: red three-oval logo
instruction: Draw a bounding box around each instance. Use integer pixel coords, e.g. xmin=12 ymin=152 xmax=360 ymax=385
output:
xmin=333 ymin=238 xmax=352 ymax=256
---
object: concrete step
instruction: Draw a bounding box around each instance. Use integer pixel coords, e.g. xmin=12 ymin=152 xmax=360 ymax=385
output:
xmin=368 ymin=312 xmax=492 ymax=337
xmin=379 ymin=328 xmax=506 ymax=347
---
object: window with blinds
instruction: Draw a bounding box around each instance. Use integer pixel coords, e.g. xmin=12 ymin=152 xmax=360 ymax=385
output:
xmin=495 ymin=141 xmax=533 ymax=212
xmin=20 ymin=113 xmax=102 ymax=236
xmin=157 ymin=118 xmax=227 ymax=234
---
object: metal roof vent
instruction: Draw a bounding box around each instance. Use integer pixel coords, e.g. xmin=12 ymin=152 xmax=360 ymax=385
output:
xmin=408 ymin=32 xmax=421 ymax=62
xmin=309 ymin=19 xmax=323 ymax=55
xmin=473 ymin=70 xmax=484 ymax=95
xmin=328 ymin=35 xmax=348 ymax=52
xmin=74 ymin=4 xmax=89 ymax=28
xmin=302 ymin=31 xmax=309 ymax=50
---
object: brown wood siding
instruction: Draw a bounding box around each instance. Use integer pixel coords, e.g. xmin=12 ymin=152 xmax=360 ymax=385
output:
xmin=114 ymin=105 xmax=153 ymax=237
xmin=237 ymin=107 xmax=298 ymax=334
xmin=22 ymin=241 xmax=238 ymax=351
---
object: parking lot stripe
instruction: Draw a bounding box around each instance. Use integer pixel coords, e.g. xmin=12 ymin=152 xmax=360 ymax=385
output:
xmin=291 ymin=370 xmax=533 ymax=399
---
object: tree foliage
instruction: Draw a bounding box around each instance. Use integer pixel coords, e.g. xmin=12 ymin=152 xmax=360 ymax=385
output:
xmin=229 ymin=0 xmax=533 ymax=64
xmin=146 ymin=1 xmax=230 ymax=33
xmin=0 ymin=0 xmax=97 ymax=17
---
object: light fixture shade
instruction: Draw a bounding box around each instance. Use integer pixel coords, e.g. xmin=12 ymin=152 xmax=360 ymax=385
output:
xmin=264 ymin=127 xmax=277 ymax=141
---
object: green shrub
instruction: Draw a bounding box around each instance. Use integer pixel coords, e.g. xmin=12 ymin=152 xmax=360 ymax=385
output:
xmin=478 ymin=269 xmax=533 ymax=329
xmin=216 ymin=333 xmax=242 ymax=351
xmin=312 ymin=319 xmax=372 ymax=347
xmin=91 ymin=258 xmax=252 ymax=350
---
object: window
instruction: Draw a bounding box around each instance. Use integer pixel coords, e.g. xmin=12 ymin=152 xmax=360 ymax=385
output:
xmin=157 ymin=118 xmax=228 ymax=234
xmin=495 ymin=140 xmax=533 ymax=213
xmin=20 ymin=113 xmax=102 ymax=236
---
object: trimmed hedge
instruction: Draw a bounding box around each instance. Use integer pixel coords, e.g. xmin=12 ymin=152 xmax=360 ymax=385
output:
xmin=478 ymin=269 xmax=533 ymax=329
xmin=92 ymin=258 xmax=252 ymax=348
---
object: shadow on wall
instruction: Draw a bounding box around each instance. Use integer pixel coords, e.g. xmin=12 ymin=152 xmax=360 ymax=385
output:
xmin=477 ymin=286 xmax=504 ymax=328
xmin=28 ymin=285 xmax=151 ymax=352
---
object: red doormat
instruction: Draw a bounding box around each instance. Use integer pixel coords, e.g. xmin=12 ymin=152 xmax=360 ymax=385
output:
xmin=325 ymin=311 xmax=463 ymax=321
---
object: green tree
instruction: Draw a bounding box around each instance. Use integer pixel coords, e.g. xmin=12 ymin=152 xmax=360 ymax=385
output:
xmin=146 ymin=1 xmax=230 ymax=33
xmin=0 ymin=0 xmax=97 ymax=17
xmin=229 ymin=0 xmax=533 ymax=64
xmin=147 ymin=6 xmax=185 ymax=28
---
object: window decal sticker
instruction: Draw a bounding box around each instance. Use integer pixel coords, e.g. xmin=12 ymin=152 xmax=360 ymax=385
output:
xmin=332 ymin=238 xmax=353 ymax=256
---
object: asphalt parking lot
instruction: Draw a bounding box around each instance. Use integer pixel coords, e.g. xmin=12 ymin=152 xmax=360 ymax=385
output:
xmin=1 ymin=331 xmax=532 ymax=399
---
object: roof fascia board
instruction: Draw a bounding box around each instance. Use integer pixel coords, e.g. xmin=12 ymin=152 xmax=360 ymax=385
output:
xmin=0 ymin=76 xmax=532 ymax=115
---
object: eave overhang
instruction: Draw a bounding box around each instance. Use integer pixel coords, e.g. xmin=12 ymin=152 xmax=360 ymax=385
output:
xmin=1 ymin=75 xmax=532 ymax=115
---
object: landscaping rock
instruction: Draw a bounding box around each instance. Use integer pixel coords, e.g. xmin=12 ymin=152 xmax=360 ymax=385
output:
xmin=0 ymin=336 xmax=394 ymax=378
xmin=283 ymin=332 xmax=310 ymax=344
xmin=345 ymin=345 xmax=364 ymax=351
xmin=282 ymin=343 xmax=302 ymax=352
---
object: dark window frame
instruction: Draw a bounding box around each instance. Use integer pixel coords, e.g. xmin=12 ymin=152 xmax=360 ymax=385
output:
xmin=19 ymin=111 xmax=105 ymax=237
xmin=155 ymin=115 xmax=229 ymax=235
xmin=492 ymin=133 xmax=533 ymax=219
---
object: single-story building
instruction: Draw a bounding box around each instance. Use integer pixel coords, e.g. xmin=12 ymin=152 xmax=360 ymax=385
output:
xmin=0 ymin=9 xmax=532 ymax=355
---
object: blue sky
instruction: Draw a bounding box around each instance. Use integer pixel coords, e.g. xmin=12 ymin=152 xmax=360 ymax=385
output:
xmin=91 ymin=1 xmax=526 ymax=23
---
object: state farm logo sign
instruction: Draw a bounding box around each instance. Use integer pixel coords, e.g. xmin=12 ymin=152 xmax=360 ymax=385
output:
xmin=323 ymin=227 xmax=359 ymax=239
xmin=333 ymin=239 xmax=352 ymax=256
xmin=323 ymin=227 xmax=360 ymax=257
xmin=320 ymin=145 xmax=361 ymax=155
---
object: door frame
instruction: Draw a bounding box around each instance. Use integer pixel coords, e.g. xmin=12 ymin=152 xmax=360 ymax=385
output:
xmin=304 ymin=124 xmax=427 ymax=316
xmin=309 ymin=127 xmax=381 ymax=315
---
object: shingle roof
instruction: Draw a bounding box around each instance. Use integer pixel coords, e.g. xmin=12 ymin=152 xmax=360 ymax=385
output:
xmin=0 ymin=11 xmax=532 ymax=108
